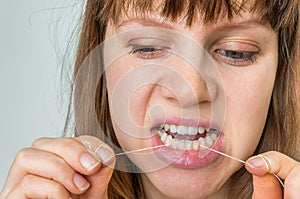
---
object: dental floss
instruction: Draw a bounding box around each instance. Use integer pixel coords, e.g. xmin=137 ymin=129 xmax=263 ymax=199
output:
xmin=115 ymin=144 xmax=170 ymax=156
xmin=200 ymin=144 xmax=285 ymax=188
xmin=199 ymin=144 xmax=246 ymax=164
xmin=257 ymin=154 xmax=270 ymax=172
xmin=257 ymin=155 xmax=285 ymax=188
xmin=273 ymin=173 xmax=285 ymax=188
xmin=115 ymin=144 xmax=285 ymax=188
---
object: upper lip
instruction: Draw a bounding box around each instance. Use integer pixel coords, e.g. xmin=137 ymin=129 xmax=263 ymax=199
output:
xmin=151 ymin=117 xmax=222 ymax=132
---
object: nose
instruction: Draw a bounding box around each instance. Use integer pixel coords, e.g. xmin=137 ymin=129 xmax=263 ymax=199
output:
xmin=158 ymin=57 xmax=218 ymax=108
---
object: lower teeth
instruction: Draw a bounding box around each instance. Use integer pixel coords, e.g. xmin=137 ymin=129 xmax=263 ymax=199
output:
xmin=159 ymin=131 xmax=219 ymax=151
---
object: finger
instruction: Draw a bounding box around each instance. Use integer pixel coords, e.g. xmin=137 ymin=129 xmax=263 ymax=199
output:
xmin=36 ymin=136 xmax=115 ymax=198
xmin=74 ymin=135 xmax=116 ymax=166
xmin=245 ymin=151 xmax=298 ymax=179
xmin=72 ymin=144 xmax=116 ymax=199
xmin=31 ymin=137 xmax=102 ymax=175
xmin=6 ymin=174 xmax=70 ymax=199
xmin=251 ymin=174 xmax=282 ymax=199
xmin=284 ymin=164 xmax=300 ymax=199
xmin=2 ymin=136 xmax=115 ymax=198
xmin=245 ymin=151 xmax=299 ymax=199
xmin=3 ymin=148 xmax=90 ymax=196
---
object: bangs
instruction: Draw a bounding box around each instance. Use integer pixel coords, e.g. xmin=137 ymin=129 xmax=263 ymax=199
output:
xmin=97 ymin=0 xmax=299 ymax=30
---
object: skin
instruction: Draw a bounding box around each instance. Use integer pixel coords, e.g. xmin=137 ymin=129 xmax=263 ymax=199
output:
xmin=1 ymin=10 xmax=300 ymax=199
xmin=104 ymin=11 xmax=278 ymax=198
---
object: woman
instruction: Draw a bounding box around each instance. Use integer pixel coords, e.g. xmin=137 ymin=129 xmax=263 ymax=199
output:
xmin=1 ymin=0 xmax=300 ymax=198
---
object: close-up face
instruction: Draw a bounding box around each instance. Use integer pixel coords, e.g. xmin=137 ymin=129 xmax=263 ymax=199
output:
xmin=103 ymin=7 xmax=278 ymax=199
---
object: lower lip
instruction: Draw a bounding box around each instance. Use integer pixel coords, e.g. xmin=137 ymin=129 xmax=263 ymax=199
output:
xmin=151 ymin=130 xmax=224 ymax=169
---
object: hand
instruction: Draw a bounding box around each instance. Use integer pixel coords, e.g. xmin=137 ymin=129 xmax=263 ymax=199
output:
xmin=245 ymin=151 xmax=300 ymax=199
xmin=0 ymin=135 xmax=115 ymax=199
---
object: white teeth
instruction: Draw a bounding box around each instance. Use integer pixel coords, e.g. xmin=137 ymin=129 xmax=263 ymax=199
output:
xmin=177 ymin=125 xmax=187 ymax=135
xmin=159 ymin=134 xmax=219 ymax=151
xmin=205 ymin=136 xmax=213 ymax=147
xmin=161 ymin=133 xmax=168 ymax=143
xmin=165 ymin=135 xmax=172 ymax=146
xmin=198 ymin=137 xmax=205 ymax=146
xmin=162 ymin=123 xmax=216 ymax=136
xmin=185 ymin=140 xmax=193 ymax=150
xmin=170 ymin=124 xmax=177 ymax=133
xmin=192 ymin=140 xmax=199 ymax=150
xmin=164 ymin=124 xmax=170 ymax=131
xmin=188 ymin=126 xmax=198 ymax=135
xmin=171 ymin=139 xmax=179 ymax=149
xmin=198 ymin=127 xmax=205 ymax=134
xmin=158 ymin=124 xmax=220 ymax=151
xmin=211 ymin=133 xmax=217 ymax=141
xmin=178 ymin=140 xmax=185 ymax=150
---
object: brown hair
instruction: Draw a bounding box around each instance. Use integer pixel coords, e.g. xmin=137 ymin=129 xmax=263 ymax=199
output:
xmin=65 ymin=0 xmax=300 ymax=198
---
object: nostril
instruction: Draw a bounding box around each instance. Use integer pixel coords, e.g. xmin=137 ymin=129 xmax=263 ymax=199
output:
xmin=160 ymin=85 xmax=178 ymax=101
xmin=157 ymin=66 xmax=217 ymax=107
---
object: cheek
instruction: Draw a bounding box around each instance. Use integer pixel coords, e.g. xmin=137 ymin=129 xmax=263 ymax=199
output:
xmin=105 ymin=59 xmax=155 ymax=149
xmin=223 ymin=63 xmax=277 ymax=156
xmin=227 ymin=71 xmax=273 ymax=119
xmin=128 ymin=86 xmax=154 ymax=126
xmin=106 ymin=59 xmax=155 ymax=126
xmin=105 ymin=59 xmax=131 ymax=94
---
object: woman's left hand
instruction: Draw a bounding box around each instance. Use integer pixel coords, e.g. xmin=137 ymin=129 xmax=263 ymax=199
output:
xmin=245 ymin=151 xmax=300 ymax=199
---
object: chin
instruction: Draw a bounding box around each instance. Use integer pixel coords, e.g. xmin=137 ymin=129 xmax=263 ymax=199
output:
xmin=143 ymin=163 xmax=230 ymax=199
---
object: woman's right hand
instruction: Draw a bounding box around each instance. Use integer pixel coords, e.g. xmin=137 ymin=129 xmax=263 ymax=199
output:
xmin=0 ymin=135 xmax=115 ymax=199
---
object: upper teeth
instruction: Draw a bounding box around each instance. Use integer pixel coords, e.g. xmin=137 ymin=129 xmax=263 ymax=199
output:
xmin=161 ymin=124 xmax=210 ymax=135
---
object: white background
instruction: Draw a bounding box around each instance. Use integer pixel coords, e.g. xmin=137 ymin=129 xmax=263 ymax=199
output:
xmin=0 ymin=0 xmax=83 ymax=190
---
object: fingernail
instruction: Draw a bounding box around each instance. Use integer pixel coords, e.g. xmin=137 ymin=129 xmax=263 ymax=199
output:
xmin=73 ymin=173 xmax=90 ymax=191
xmin=247 ymin=156 xmax=265 ymax=168
xmin=80 ymin=153 xmax=100 ymax=170
xmin=95 ymin=144 xmax=114 ymax=164
xmin=247 ymin=156 xmax=267 ymax=169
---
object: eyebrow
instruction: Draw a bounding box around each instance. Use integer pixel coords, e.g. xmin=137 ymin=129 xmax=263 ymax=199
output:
xmin=118 ymin=17 xmax=271 ymax=33
xmin=211 ymin=20 xmax=271 ymax=32
xmin=118 ymin=18 xmax=176 ymax=30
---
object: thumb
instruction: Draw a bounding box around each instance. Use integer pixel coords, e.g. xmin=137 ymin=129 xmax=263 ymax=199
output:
xmin=81 ymin=144 xmax=116 ymax=199
xmin=245 ymin=154 xmax=282 ymax=199
xmin=251 ymin=175 xmax=282 ymax=199
xmin=75 ymin=136 xmax=116 ymax=199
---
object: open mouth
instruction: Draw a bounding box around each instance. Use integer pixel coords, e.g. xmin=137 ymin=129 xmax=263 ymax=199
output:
xmin=158 ymin=124 xmax=221 ymax=151
xmin=151 ymin=120 xmax=224 ymax=168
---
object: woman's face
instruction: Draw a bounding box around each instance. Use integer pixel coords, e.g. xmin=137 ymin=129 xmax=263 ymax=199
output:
xmin=104 ymin=9 xmax=278 ymax=198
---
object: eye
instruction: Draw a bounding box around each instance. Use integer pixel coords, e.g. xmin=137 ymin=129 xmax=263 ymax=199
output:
xmin=127 ymin=37 xmax=173 ymax=60
xmin=214 ymin=49 xmax=258 ymax=66
xmin=129 ymin=45 xmax=171 ymax=59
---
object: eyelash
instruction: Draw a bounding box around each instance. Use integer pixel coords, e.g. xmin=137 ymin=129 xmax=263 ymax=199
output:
xmin=128 ymin=44 xmax=259 ymax=66
xmin=129 ymin=45 xmax=170 ymax=59
xmin=214 ymin=49 xmax=258 ymax=66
